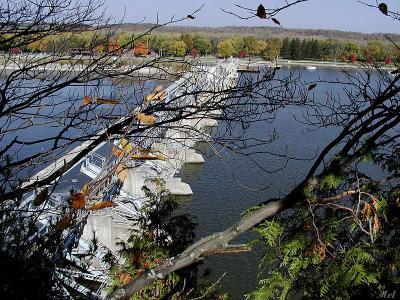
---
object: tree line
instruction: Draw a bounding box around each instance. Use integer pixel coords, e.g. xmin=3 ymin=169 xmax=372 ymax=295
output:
xmin=1 ymin=30 xmax=398 ymax=63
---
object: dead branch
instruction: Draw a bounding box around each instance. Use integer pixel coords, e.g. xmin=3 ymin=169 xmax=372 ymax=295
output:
xmin=106 ymin=199 xmax=285 ymax=300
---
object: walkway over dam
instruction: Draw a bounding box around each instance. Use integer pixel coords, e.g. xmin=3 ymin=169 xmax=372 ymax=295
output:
xmin=21 ymin=58 xmax=239 ymax=298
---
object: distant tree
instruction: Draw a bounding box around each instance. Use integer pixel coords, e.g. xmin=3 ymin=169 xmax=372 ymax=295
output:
xmin=349 ymin=52 xmax=357 ymax=63
xmin=300 ymin=39 xmax=309 ymax=59
xmin=280 ymin=37 xmax=291 ymax=59
xmin=244 ymin=36 xmax=262 ymax=56
xmin=232 ymin=37 xmax=244 ymax=55
xmin=257 ymin=40 xmax=268 ymax=57
xmin=310 ymin=39 xmax=322 ymax=60
xmin=217 ymin=39 xmax=236 ymax=58
xmin=209 ymin=37 xmax=219 ymax=55
xmin=160 ymin=39 xmax=173 ymax=55
xmin=181 ymin=33 xmax=194 ymax=51
xmin=193 ymin=37 xmax=212 ymax=55
xmin=119 ymin=31 xmax=135 ymax=49
xmin=368 ymin=55 xmax=374 ymax=64
xmin=149 ymin=35 xmax=163 ymax=51
xmin=290 ymin=38 xmax=302 ymax=60
xmin=238 ymin=49 xmax=247 ymax=58
xmin=321 ymin=39 xmax=343 ymax=61
xmin=170 ymin=40 xmax=187 ymax=56
xmin=367 ymin=40 xmax=389 ymax=62
xmin=263 ymin=38 xmax=282 ymax=61
xmin=344 ymin=42 xmax=362 ymax=61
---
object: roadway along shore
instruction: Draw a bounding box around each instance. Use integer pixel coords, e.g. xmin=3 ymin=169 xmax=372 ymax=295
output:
xmin=1 ymin=55 xmax=396 ymax=75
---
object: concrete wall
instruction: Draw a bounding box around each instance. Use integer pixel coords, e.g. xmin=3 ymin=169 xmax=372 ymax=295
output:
xmin=82 ymin=212 xmax=132 ymax=253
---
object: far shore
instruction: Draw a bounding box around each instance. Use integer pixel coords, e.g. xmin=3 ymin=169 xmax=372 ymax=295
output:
xmin=276 ymin=59 xmax=395 ymax=70
xmin=0 ymin=55 xmax=396 ymax=77
xmin=237 ymin=57 xmax=396 ymax=70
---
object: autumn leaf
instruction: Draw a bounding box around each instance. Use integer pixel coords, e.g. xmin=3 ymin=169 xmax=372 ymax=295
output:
xmin=256 ymin=4 xmax=267 ymax=19
xmin=146 ymin=93 xmax=157 ymax=102
xmin=96 ymin=98 xmax=120 ymax=104
xmin=88 ymin=201 xmax=115 ymax=210
xmin=154 ymin=85 xmax=163 ymax=92
xmin=130 ymin=153 xmax=166 ymax=161
xmin=154 ymin=90 xmax=166 ymax=101
xmin=271 ymin=18 xmax=281 ymax=26
xmin=378 ymin=3 xmax=388 ymax=15
xmin=83 ymin=96 xmax=92 ymax=105
xmin=54 ymin=215 xmax=71 ymax=231
xmin=71 ymin=192 xmax=85 ymax=210
xmin=146 ymin=86 xmax=166 ymax=103
xmin=116 ymin=162 xmax=128 ymax=182
xmin=112 ymin=145 xmax=125 ymax=157
xmin=136 ymin=113 xmax=157 ymax=125
xmin=81 ymin=182 xmax=90 ymax=195
xmin=33 ymin=187 xmax=48 ymax=206
xmin=120 ymin=138 xmax=134 ymax=152
xmin=308 ymin=83 xmax=317 ymax=91
xmin=79 ymin=96 xmax=92 ymax=109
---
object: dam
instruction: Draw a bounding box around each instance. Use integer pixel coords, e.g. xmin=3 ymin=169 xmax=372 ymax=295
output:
xmin=21 ymin=58 xmax=239 ymax=297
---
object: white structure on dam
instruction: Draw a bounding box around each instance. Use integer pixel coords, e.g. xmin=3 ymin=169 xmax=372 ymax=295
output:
xmin=80 ymin=59 xmax=238 ymax=252
xmin=21 ymin=58 xmax=239 ymax=298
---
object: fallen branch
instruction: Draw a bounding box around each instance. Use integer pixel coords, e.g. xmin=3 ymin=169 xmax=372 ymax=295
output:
xmin=310 ymin=190 xmax=359 ymax=204
xmin=106 ymin=199 xmax=285 ymax=300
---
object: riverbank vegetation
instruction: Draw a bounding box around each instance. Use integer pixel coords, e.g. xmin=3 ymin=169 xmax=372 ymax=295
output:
xmin=2 ymin=25 xmax=399 ymax=64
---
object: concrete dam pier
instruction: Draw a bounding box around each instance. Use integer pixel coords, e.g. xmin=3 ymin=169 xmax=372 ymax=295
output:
xmin=22 ymin=58 xmax=239 ymax=297
xmin=80 ymin=59 xmax=238 ymax=254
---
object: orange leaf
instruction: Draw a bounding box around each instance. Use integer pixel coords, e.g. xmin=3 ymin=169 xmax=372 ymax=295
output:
xmin=80 ymin=96 xmax=92 ymax=109
xmin=118 ymin=273 xmax=133 ymax=284
xmin=143 ymin=260 xmax=152 ymax=269
xmin=81 ymin=182 xmax=90 ymax=195
xmin=154 ymin=85 xmax=163 ymax=92
xmin=71 ymin=192 xmax=85 ymax=210
xmin=116 ymin=163 xmax=128 ymax=182
xmin=120 ymin=138 xmax=134 ymax=152
xmin=83 ymin=96 xmax=92 ymax=105
xmin=145 ymin=93 xmax=157 ymax=102
xmin=146 ymin=91 xmax=166 ymax=102
xmin=88 ymin=201 xmax=115 ymax=211
xmin=112 ymin=146 xmax=125 ymax=157
xmin=55 ymin=215 xmax=71 ymax=231
xmin=130 ymin=153 xmax=166 ymax=161
xmin=96 ymin=98 xmax=121 ymax=104
xmin=136 ymin=113 xmax=157 ymax=125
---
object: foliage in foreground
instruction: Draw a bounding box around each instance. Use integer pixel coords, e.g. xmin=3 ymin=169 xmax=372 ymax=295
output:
xmin=248 ymin=164 xmax=400 ymax=299
xmin=107 ymin=178 xmax=227 ymax=299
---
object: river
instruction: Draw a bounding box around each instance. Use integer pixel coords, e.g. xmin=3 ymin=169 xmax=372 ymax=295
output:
xmin=176 ymin=66 xmax=384 ymax=298
xmin=1 ymin=65 xmax=382 ymax=298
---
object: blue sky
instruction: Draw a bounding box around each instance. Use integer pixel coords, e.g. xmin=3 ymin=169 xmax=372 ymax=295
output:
xmin=105 ymin=0 xmax=400 ymax=34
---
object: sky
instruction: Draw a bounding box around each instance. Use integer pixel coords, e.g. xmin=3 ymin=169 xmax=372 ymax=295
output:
xmin=104 ymin=0 xmax=400 ymax=34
